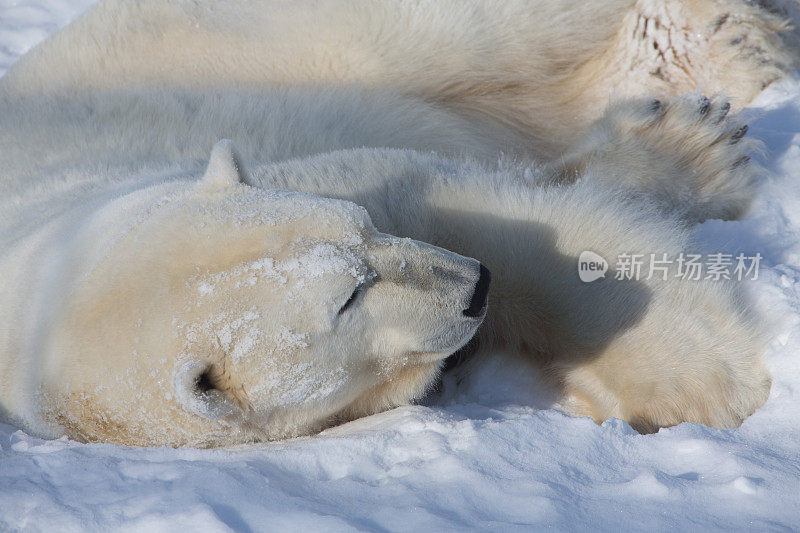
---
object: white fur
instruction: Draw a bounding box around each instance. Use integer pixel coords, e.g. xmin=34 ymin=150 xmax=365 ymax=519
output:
xmin=0 ymin=0 xmax=787 ymax=445
xmin=2 ymin=0 xmax=792 ymax=158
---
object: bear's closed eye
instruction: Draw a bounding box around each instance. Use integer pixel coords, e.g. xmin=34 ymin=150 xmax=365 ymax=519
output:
xmin=338 ymin=285 xmax=362 ymax=315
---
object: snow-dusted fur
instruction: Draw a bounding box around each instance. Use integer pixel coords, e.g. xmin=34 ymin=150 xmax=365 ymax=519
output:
xmin=0 ymin=137 xmax=489 ymax=446
xmin=0 ymin=0 xmax=789 ymax=445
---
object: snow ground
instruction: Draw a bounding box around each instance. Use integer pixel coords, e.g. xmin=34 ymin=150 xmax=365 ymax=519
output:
xmin=1 ymin=1 xmax=799 ymax=531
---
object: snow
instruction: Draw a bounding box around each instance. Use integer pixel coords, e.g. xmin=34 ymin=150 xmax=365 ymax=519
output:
xmin=0 ymin=0 xmax=91 ymax=73
xmin=1 ymin=1 xmax=800 ymax=531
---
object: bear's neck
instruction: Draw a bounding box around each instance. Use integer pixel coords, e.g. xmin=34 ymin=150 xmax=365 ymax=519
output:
xmin=0 ymin=173 xmax=189 ymax=432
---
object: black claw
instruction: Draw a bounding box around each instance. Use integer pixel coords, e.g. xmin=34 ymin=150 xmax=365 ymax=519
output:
xmin=729 ymin=124 xmax=749 ymax=144
xmin=732 ymin=155 xmax=751 ymax=168
xmin=648 ymin=99 xmax=662 ymax=114
xmin=715 ymin=102 xmax=731 ymax=123
xmin=698 ymin=96 xmax=711 ymax=116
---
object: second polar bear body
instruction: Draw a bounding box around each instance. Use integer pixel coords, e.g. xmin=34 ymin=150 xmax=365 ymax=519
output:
xmin=0 ymin=0 xmax=784 ymax=445
xmin=3 ymin=0 xmax=792 ymax=158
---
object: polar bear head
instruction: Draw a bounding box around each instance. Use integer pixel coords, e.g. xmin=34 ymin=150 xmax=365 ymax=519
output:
xmin=43 ymin=141 xmax=488 ymax=446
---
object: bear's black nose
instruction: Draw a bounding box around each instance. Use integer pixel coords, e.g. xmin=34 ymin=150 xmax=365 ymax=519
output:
xmin=463 ymin=264 xmax=491 ymax=318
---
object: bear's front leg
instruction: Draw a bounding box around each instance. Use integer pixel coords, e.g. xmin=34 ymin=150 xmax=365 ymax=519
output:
xmin=424 ymin=174 xmax=771 ymax=433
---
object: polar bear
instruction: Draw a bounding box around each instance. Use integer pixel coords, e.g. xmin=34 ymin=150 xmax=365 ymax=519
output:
xmin=0 ymin=0 xmax=790 ymax=445
xmin=2 ymin=0 xmax=794 ymax=159
xmin=0 ymin=138 xmax=490 ymax=446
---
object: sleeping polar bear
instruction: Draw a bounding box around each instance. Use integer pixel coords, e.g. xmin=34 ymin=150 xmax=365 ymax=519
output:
xmin=0 ymin=0 xmax=793 ymax=446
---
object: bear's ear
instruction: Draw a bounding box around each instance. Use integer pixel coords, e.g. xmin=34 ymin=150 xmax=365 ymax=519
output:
xmin=197 ymin=139 xmax=248 ymax=192
xmin=172 ymin=359 xmax=248 ymax=422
